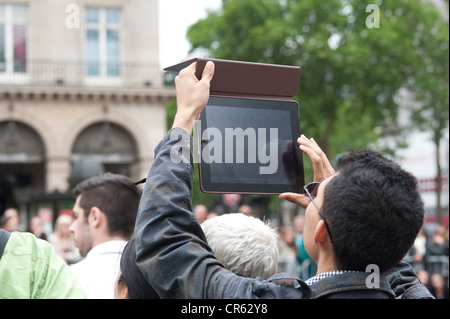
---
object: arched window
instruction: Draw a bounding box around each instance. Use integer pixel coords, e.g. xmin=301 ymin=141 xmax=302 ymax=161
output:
xmin=0 ymin=121 xmax=46 ymax=211
xmin=70 ymin=122 xmax=138 ymax=187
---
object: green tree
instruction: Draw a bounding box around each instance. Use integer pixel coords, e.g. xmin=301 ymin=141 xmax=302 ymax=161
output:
xmin=407 ymin=6 xmax=449 ymax=224
xmin=188 ymin=0 xmax=446 ymax=154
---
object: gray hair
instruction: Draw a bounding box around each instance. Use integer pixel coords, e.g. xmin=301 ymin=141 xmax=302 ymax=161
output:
xmin=201 ymin=213 xmax=279 ymax=279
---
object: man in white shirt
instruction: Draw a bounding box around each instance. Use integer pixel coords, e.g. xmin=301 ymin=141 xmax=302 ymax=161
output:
xmin=69 ymin=173 xmax=139 ymax=299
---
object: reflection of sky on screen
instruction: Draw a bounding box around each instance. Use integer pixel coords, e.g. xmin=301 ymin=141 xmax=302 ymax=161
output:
xmin=158 ymin=0 xmax=221 ymax=68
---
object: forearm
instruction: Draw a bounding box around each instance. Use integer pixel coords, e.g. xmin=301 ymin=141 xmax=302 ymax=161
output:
xmin=172 ymin=113 xmax=196 ymax=135
xmin=134 ymin=61 xmax=223 ymax=298
xmin=134 ymin=128 xmax=221 ymax=298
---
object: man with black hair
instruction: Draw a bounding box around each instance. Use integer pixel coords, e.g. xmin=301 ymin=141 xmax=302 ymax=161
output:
xmin=282 ymin=148 xmax=426 ymax=297
xmin=327 ymin=149 xmax=424 ymax=274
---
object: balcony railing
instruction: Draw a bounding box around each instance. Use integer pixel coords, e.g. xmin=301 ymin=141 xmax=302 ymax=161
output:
xmin=0 ymin=59 xmax=165 ymax=88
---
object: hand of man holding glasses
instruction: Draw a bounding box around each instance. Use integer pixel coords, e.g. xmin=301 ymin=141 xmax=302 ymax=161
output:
xmin=279 ymin=134 xmax=335 ymax=208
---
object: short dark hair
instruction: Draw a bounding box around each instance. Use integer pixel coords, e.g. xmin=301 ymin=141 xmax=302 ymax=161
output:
xmin=118 ymin=237 xmax=160 ymax=299
xmin=73 ymin=172 xmax=140 ymax=239
xmin=322 ymin=149 xmax=424 ymax=272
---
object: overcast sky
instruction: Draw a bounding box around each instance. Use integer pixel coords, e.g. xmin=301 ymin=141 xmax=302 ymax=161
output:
xmin=158 ymin=0 xmax=222 ymax=68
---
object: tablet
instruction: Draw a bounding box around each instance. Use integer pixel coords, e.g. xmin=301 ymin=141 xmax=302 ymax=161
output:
xmin=196 ymin=96 xmax=305 ymax=194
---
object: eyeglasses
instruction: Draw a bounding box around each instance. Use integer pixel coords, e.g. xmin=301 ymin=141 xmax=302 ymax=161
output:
xmin=303 ymin=182 xmax=333 ymax=243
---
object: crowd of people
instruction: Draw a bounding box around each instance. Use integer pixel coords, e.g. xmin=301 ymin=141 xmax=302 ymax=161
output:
xmin=406 ymin=223 xmax=449 ymax=298
xmin=0 ymin=60 xmax=447 ymax=299
xmin=0 ymin=207 xmax=82 ymax=265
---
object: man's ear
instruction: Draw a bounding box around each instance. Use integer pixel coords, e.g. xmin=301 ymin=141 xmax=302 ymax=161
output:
xmin=123 ymin=286 xmax=129 ymax=299
xmin=89 ymin=206 xmax=103 ymax=229
xmin=313 ymin=220 xmax=330 ymax=245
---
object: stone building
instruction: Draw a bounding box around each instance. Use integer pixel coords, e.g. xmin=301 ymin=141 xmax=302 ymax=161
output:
xmin=0 ymin=0 xmax=174 ymax=223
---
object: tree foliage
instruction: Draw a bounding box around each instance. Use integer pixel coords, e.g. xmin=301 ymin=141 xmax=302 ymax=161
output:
xmin=188 ymin=0 xmax=448 ymax=155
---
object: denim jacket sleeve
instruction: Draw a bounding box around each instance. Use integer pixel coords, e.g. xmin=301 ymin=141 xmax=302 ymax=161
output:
xmin=134 ymin=128 xmax=310 ymax=299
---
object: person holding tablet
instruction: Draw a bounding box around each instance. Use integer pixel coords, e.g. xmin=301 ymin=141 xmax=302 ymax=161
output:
xmin=134 ymin=61 xmax=432 ymax=299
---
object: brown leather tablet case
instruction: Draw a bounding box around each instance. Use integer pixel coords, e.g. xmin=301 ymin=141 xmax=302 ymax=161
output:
xmin=164 ymin=58 xmax=300 ymax=101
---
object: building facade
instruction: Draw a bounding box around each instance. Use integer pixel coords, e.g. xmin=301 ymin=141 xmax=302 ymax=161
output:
xmin=0 ymin=0 xmax=174 ymax=222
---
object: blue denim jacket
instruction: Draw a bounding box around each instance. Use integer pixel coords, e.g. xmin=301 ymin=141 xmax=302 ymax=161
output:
xmin=134 ymin=128 xmax=433 ymax=299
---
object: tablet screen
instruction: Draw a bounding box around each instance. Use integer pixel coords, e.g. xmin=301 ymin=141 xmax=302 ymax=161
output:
xmin=197 ymin=96 xmax=305 ymax=194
